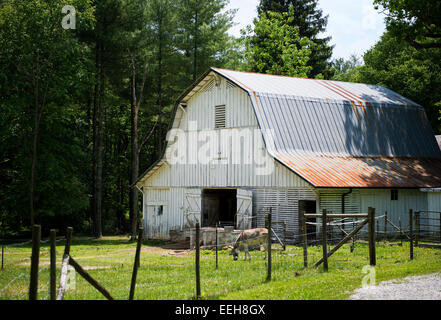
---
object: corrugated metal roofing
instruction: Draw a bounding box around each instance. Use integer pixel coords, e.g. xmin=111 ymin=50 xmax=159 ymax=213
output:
xmin=212 ymin=68 xmax=441 ymax=188
xmin=213 ymin=68 xmax=419 ymax=106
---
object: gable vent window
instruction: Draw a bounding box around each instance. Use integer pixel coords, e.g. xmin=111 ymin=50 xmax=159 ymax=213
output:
xmin=226 ymin=81 xmax=235 ymax=90
xmin=391 ymin=190 xmax=398 ymax=201
xmin=215 ymin=105 xmax=226 ymax=129
xmin=202 ymin=80 xmax=215 ymax=93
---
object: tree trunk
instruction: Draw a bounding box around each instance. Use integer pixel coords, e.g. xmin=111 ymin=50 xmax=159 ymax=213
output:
xmin=129 ymin=55 xmax=148 ymax=241
xmin=129 ymin=60 xmax=139 ymax=241
xmin=193 ymin=10 xmax=198 ymax=82
xmin=92 ymin=41 xmax=104 ymax=239
xmin=30 ymin=79 xmax=40 ymax=227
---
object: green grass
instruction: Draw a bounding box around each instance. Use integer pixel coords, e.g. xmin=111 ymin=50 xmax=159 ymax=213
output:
xmin=1 ymin=237 xmax=440 ymax=300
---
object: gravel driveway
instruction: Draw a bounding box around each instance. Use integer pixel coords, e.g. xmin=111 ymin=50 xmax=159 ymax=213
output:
xmin=350 ymin=273 xmax=441 ymax=300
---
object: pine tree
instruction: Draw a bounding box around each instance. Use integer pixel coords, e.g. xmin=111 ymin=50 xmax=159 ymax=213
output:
xmin=245 ymin=8 xmax=313 ymax=77
xmin=257 ymin=0 xmax=334 ymax=78
xmin=176 ymin=0 xmax=235 ymax=82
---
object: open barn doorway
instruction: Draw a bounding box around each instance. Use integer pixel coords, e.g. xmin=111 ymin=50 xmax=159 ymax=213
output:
xmin=299 ymin=200 xmax=317 ymax=241
xmin=202 ymin=189 xmax=237 ymax=227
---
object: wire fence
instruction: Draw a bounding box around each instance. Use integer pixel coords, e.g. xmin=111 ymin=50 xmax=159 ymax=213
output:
xmin=2 ymin=209 xmax=441 ymax=300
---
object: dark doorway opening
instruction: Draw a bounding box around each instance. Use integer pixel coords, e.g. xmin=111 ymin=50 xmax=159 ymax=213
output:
xmin=299 ymin=200 xmax=317 ymax=241
xmin=202 ymin=189 xmax=237 ymax=227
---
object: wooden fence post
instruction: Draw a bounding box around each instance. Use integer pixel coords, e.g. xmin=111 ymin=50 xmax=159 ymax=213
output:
xmin=301 ymin=210 xmax=308 ymax=268
xmin=376 ymin=219 xmax=380 ymax=239
xmin=267 ymin=211 xmax=272 ymax=281
xmin=282 ymin=221 xmax=286 ymax=251
xmin=322 ymin=209 xmax=328 ymax=272
xmin=351 ymin=218 xmax=355 ymax=253
xmin=50 ymin=229 xmax=57 ymax=300
xmin=368 ymin=207 xmax=376 ymax=266
xmin=415 ymin=211 xmax=420 ymax=246
xmin=399 ymin=217 xmax=403 ymax=246
xmin=195 ymin=222 xmax=201 ymax=299
xmin=57 ymin=227 xmax=73 ymax=300
xmin=129 ymin=227 xmax=143 ymax=300
xmin=409 ymin=209 xmax=414 ymax=260
xmin=215 ymin=223 xmax=218 ymax=269
xmin=1 ymin=241 xmax=4 ymax=271
xmin=1 ymin=219 xmax=4 ymax=270
xmin=29 ymin=224 xmax=41 ymax=300
xmin=69 ymin=257 xmax=114 ymax=300
xmin=384 ymin=211 xmax=388 ymax=242
xmin=64 ymin=227 xmax=73 ymax=256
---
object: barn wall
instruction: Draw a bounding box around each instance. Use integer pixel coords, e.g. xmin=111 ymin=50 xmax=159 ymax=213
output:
xmin=253 ymin=188 xmax=317 ymax=242
xmin=359 ymin=189 xmax=427 ymax=231
xmin=142 ymin=76 xmax=311 ymax=190
xmin=317 ymin=189 xmax=428 ymax=236
xmin=180 ymin=78 xmax=257 ymax=131
xmin=142 ymin=188 xmax=170 ymax=239
xmin=143 ymin=187 xmax=203 ymax=240
xmin=427 ymin=192 xmax=441 ymax=212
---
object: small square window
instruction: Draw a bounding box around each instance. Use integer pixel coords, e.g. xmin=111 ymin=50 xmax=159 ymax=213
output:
xmin=156 ymin=205 xmax=163 ymax=216
xmin=391 ymin=190 xmax=398 ymax=201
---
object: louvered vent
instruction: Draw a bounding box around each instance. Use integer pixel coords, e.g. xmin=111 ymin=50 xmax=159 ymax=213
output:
xmin=215 ymin=105 xmax=226 ymax=129
xmin=226 ymin=80 xmax=235 ymax=90
xmin=202 ymin=80 xmax=215 ymax=93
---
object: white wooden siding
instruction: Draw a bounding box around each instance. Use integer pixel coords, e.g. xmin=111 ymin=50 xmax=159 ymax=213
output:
xmin=253 ymin=188 xmax=317 ymax=241
xmin=142 ymin=77 xmax=311 ymax=189
xmin=428 ymin=192 xmax=441 ymax=212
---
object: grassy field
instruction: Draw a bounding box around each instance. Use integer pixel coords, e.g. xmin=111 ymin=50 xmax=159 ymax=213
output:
xmin=1 ymin=236 xmax=440 ymax=300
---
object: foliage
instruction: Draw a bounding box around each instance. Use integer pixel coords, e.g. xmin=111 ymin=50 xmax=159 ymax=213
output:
xmin=0 ymin=0 xmax=95 ymax=233
xmin=373 ymin=0 xmax=441 ymax=50
xmin=330 ymin=55 xmax=363 ymax=82
xmin=244 ymin=7 xmax=313 ymax=77
xmin=356 ymin=33 xmax=441 ymax=134
xmin=257 ymin=0 xmax=334 ymax=78
xmin=0 ymin=0 xmax=235 ymax=236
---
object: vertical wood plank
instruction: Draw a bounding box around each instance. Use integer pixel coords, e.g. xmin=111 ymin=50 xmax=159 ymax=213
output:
xmin=415 ymin=211 xmax=420 ymax=246
xmin=29 ymin=224 xmax=41 ymax=300
xmin=267 ymin=210 xmax=272 ymax=281
xmin=368 ymin=207 xmax=376 ymax=266
xmin=301 ymin=210 xmax=308 ymax=268
xmin=409 ymin=209 xmax=414 ymax=260
xmin=215 ymin=223 xmax=218 ymax=269
xmin=322 ymin=210 xmax=328 ymax=272
xmin=50 ymin=229 xmax=56 ymax=300
xmin=64 ymin=227 xmax=73 ymax=256
xmin=129 ymin=227 xmax=143 ymax=300
xmin=195 ymin=222 xmax=201 ymax=299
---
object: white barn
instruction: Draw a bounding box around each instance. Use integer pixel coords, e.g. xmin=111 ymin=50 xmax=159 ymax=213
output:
xmin=135 ymin=68 xmax=441 ymax=241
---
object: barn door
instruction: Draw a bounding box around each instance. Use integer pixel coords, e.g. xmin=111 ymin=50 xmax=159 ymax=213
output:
xmin=236 ymin=189 xmax=253 ymax=230
xmin=184 ymin=190 xmax=202 ymax=230
xmin=145 ymin=203 xmax=168 ymax=240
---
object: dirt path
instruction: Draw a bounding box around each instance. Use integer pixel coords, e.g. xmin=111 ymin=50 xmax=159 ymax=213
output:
xmin=350 ymin=273 xmax=441 ymax=300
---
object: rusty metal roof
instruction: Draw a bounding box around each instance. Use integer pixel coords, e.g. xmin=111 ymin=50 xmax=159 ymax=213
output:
xmin=276 ymin=153 xmax=441 ymax=188
xmin=212 ymin=68 xmax=441 ymax=188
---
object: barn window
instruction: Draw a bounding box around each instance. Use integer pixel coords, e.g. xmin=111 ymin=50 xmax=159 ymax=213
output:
xmin=155 ymin=205 xmax=164 ymax=216
xmin=391 ymin=190 xmax=398 ymax=201
xmin=215 ymin=105 xmax=226 ymax=129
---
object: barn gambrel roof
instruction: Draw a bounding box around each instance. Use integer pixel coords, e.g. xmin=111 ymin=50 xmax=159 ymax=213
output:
xmin=136 ymin=68 xmax=441 ymax=189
